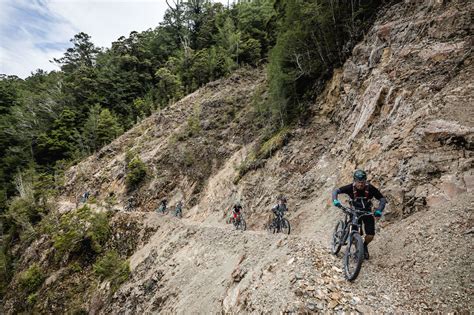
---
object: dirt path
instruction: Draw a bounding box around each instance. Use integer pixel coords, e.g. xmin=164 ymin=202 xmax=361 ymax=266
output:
xmin=61 ymin=196 xmax=471 ymax=313
xmin=93 ymin=207 xmax=411 ymax=314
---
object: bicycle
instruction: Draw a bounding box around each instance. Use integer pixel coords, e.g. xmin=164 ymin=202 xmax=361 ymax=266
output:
xmin=124 ymin=200 xmax=134 ymax=212
xmin=267 ymin=211 xmax=290 ymax=235
xmin=156 ymin=205 xmax=168 ymax=215
xmin=331 ymin=205 xmax=373 ymax=281
xmin=233 ymin=213 xmax=247 ymax=231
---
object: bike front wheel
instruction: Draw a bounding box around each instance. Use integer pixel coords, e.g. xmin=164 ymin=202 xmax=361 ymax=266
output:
xmin=237 ymin=219 xmax=246 ymax=231
xmin=331 ymin=220 xmax=344 ymax=255
xmin=266 ymin=220 xmax=276 ymax=234
xmin=280 ymin=218 xmax=290 ymax=235
xmin=344 ymin=232 xmax=364 ymax=281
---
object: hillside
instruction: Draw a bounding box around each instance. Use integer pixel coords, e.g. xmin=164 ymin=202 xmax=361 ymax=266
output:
xmin=2 ymin=0 xmax=473 ymax=313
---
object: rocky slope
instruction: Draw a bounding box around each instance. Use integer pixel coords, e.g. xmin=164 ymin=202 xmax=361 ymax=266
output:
xmin=3 ymin=0 xmax=473 ymax=313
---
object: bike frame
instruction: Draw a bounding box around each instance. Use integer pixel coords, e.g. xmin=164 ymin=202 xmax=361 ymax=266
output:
xmin=340 ymin=206 xmax=373 ymax=247
xmin=274 ymin=212 xmax=285 ymax=231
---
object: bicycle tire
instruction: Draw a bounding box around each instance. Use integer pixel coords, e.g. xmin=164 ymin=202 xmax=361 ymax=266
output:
xmin=266 ymin=219 xmax=275 ymax=233
xmin=331 ymin=220 xmax=345 ymax=255
xmin=239 ymin=219 xmax=247 ymax=231
xmin=233 ymin=218 xmax=240 ymax=230
xmin=344 ymin=233 xmax=364 ymax=281
xmin=281 ymin=218 xmax=290 ymax=235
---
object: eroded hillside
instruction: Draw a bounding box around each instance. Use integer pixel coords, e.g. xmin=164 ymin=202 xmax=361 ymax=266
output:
xmin=2 ymin=0 xmax=473 ymax=313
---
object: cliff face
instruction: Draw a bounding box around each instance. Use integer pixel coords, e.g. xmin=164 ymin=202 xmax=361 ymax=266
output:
xmin=3 ymin=1 xmax=473 ymax=313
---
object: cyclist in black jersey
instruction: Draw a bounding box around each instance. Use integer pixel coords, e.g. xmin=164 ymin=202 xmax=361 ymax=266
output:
xmin=332 ymin=170 xmax=387 ymax=259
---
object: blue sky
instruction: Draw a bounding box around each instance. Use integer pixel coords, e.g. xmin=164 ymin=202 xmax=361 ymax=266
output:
xmin=0 ymin=0 xmax=233 ymax=78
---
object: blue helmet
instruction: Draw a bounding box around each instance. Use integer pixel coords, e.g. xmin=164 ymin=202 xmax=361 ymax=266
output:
xmin=353 ymin=170 xmax=367 ymax=182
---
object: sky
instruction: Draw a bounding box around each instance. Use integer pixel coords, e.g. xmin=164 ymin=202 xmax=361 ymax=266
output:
xmin=0 ymin=0 xmax=232 ymax=79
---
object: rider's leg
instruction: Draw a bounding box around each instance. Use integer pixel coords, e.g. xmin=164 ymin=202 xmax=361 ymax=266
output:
xmin=361 ymin=216 xmax=375 ymax=243
xmin=362 ymin=216 xmax=375 ymax=259
xmin=365 ymin=234 xmax=374 ymax=244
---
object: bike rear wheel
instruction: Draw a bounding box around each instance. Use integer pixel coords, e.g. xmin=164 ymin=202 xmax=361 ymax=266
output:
xmin=344 ymin=232 xmax=364 ymax=281
xmin=236 ymin=219 xmax=246 ymax=231
xmin=281 ymin=218 xmax=290 ymax=235
xmin=240 ymin=219 xmax=247 ymax=231
xmin=331 ymin=220 xmax=344 ymax=255
xmin=266 ymin=220 xmax=276 ymax=234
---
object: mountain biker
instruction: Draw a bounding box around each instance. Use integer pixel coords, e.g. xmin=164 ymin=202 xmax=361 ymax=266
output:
xmin=175 ymin=201 xmax=183 ymax=217
xmin=271 ymin=196 xmax=288 ymax=221
xmin=231 ymin=202 xmax=243 ymax=223
xmin=126 ymin=195 xmax=135 ymax=211
xmin=157 ymin=199 xmax=167 ymax=214
xmin=332 ymin=170 xmax=387 ymax=260
xmin=79 ymin=191 xmax=90 ymax=204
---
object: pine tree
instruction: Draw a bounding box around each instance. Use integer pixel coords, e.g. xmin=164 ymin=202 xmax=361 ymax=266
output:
xmin=97 ymin=109 xmax=123 ymax=147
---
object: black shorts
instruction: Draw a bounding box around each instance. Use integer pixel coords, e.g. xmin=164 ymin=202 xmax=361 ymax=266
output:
xmin=359 ymin=215 xmax=375 ymax=236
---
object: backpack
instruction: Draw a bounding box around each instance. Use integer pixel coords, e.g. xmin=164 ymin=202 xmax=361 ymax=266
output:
xmin=352 ymin=183 xmax=372 ymax=210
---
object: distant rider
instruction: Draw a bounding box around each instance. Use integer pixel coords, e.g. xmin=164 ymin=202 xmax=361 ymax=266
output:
xmin=157 ymin=199 xmax=167 ymax=214
xmin=271 ymin=196 xmax=288 ymax=222
xmin=332 ymin=170 xmax=387 ymax=259
xmin=231 ymin=202 xmax=243 ymax=223
xmin=175 ymin=201 xmax=183 ymax=217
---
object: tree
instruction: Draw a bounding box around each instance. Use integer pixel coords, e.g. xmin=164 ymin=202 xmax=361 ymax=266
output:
xmin=82 ymin=104 xmax=101 ymax=152
xmin=34 ymin=109 xmax=82 ymax=165
xmin=97 ymin=109 xmax=123 ymax=147
xmin=53 ymin=32 xmax=100 ymax=73
xmin=216 ymin=17 xmax=241 ymax=65
xmin=155 ymin=68 xmax=183 ymax=107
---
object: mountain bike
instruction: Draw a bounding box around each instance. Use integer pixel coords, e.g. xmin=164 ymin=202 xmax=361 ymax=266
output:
xmin=156 ymin=205 xmax=168 ymax=215
xmin=124 ymin=199 xmax=134 ymax=212
xmin=233 ymin=213 xmax=247 ymax=231
xmin=267 ymin=211 xmax=290 ymax=235
xmin=331 ymin=205 xmax=373 ymax=281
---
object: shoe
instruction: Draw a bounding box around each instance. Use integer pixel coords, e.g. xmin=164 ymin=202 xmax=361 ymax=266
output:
xmin=364 ymin=243 xmax=369 ymax=260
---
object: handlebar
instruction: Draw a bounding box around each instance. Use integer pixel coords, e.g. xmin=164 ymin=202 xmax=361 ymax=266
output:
xmin=338 ymin=205 xmax=373 ymax=217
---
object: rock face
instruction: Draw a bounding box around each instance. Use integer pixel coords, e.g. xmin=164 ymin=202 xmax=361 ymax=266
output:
xmin=2 ymin=1 xmax=473 ymax=314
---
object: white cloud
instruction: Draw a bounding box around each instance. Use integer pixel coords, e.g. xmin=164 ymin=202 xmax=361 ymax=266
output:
xmin=49 ymin=0 xmax=168 ymax=48
xmin=0 ymin=0 xmax=233 ymax=78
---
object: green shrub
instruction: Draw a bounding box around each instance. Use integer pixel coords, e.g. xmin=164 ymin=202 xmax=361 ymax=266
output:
xmin=125 ymin=156 xmax=147 ymax=190
xmin=185 ymin=112 xmax=201 ymax=137
xmin=234 ymin=127 xmax=290 ymax=183
xmin=68 ymin=262 xmax=82 ymax=274
xmin=0 ymin=245 xmax=14 ymax=297
xmin=258 ymin=127 xmax=290 ymax=159
xmin=104 ymin=194 xmax=118 ymax=211
xmin=53 ymin=206 xmax=110 ymax=259
xmin=93 ymin=251 xmax=130 ymax=291
xmin=174 ymin=106 xmax=201 ymax=141
xmin=27 ymin=292 xmax=38 ymax=305
xmin=18 ymin=264 xmax=45 ymax=294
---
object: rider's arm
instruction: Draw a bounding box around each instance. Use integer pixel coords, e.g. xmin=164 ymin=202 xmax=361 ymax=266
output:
xmin=370 ymin=185 xmax=387 ymax=212
xmin=332 ymin=184 xmax=352 ymax=207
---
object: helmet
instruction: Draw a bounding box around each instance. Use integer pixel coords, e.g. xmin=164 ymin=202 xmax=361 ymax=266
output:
xmin=278 ymin=196 xmax=287 ymax=203
xmin=235 ymin=202 xmax=241 ymax=208
xmin=353 ymin=170 xmax=367 ymax=182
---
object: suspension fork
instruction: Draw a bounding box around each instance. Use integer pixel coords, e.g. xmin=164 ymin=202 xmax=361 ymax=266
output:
xmin=341 ymin=216 xmax=351 ymax=245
